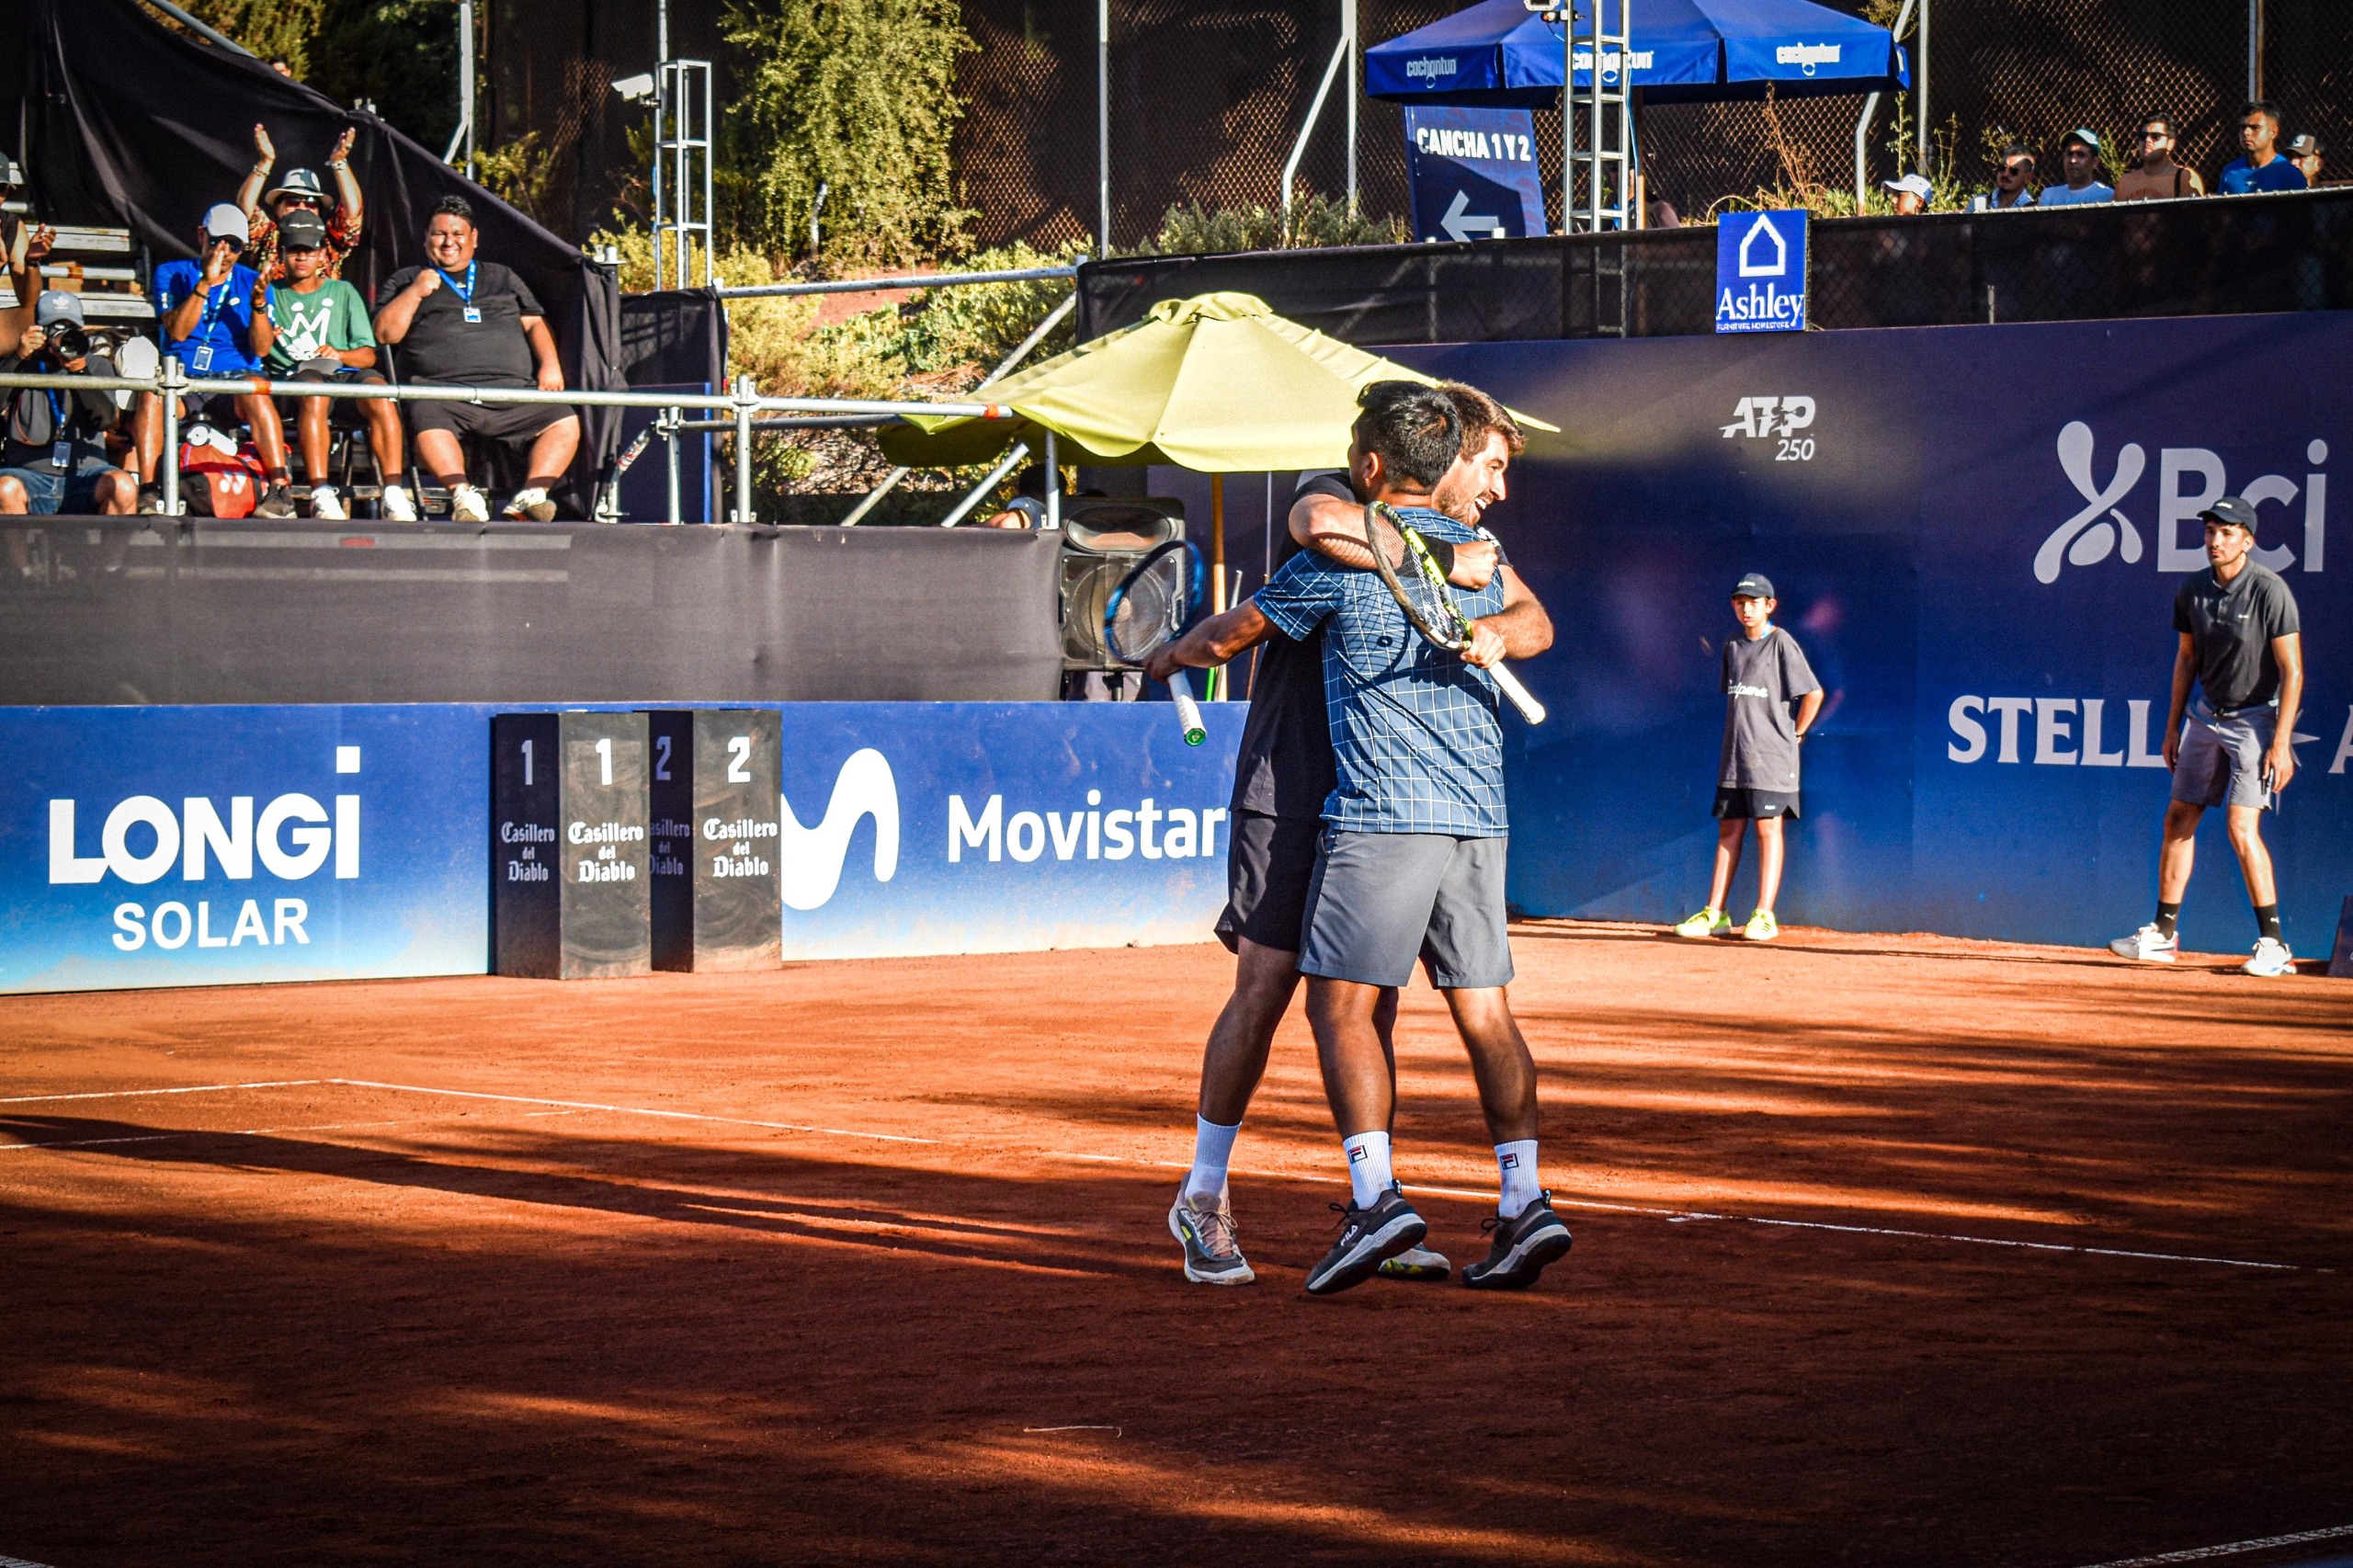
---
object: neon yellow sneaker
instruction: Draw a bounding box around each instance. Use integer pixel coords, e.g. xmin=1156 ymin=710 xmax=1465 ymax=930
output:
xmin=1742 ymin=909 xmax=1780 ymax=942
xmin=1673 ymin=907 xmax=1731 ymax=938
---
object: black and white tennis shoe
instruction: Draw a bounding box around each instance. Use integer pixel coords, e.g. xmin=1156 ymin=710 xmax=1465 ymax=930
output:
xmin=1304 ymin=1189 xmax=1427 ymax=1296
xmin=1461 ymin=1194 xmax=1574 ymax=1290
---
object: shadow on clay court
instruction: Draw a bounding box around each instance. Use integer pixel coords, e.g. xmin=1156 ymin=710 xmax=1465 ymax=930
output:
xmin=0 ymin=1112 xmax=1172 ymax=1282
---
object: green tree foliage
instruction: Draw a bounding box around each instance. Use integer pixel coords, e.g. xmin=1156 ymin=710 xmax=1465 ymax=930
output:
xmin=719 ymin=0 xmax=976 ymax=266
xmin=1145 ymin=195 xmax=1406 ymax=256
xmin=181 ymin=0 xmax=459 ymax=154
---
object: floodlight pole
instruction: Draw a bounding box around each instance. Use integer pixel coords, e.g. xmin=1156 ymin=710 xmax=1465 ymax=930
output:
xmin=1097 ymin=0 xmax=1112 ymax=255
xmin=1344 ymin=0 xmax=1358 ymax=212
xmin=459 ymin=0 xmax=476 ymax=177
xmin=1915 ymin=0 xmax=1930 ymax=175
xmin=2247 ymin=0 xmax=2263 ymax=98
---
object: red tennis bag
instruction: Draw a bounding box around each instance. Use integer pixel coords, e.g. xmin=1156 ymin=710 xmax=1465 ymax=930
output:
xmin=177 ymin=427 xmax=267 ymax=518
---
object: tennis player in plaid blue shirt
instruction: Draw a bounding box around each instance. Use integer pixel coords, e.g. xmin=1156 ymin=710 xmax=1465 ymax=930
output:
xmin=1157 ymin=381 xmax=1571 ymax=1298
xmin=1256 ymin=506 xmax=1507 ymax=836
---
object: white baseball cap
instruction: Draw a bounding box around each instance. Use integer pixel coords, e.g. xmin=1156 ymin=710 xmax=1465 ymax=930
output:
xmin=200 ymin=202 xmax=250 ymax=243
xmin=1882 ymin=173 xmax=1934 ymax=200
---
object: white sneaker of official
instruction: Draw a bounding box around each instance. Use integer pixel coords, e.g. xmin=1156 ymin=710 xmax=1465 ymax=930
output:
xmin=450 ymin=483 xmax=490 ymax=524
xmin=2243 ymin=937 xmax=2296 ymax=977
xmin=380 ymin=483 xmax=418 ymax=523
xmin=2108 ymin=924 xmax=2178 ymax=963
xmin=309 ymin=483 xmax=347 ymax=521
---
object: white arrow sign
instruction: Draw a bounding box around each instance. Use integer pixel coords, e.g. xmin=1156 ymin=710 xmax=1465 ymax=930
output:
xmin=1438 ymin=188 xmax=1501 ymax=243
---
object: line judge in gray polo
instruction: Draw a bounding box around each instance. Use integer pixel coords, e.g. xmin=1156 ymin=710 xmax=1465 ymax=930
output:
xmin=2109 ymin=494 xmax=2305 ymax=977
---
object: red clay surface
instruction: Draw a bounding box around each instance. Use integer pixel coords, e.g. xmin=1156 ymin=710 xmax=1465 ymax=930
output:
xmin=2 ymin=920 xmax=2349 ymax=1567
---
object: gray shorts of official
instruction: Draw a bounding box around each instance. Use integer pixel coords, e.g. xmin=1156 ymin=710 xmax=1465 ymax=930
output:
xmin=1214 ymin=810 xmax=1320 ymax=954
xmin=2173 ymin=701 xmax=2276 ymax=811
xmin=1298 ymin=829 xmax=1514 ymax=990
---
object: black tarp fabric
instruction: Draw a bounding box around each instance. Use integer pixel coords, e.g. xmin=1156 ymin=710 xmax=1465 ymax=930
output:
xmin=0 ymin=0 xmax=624 ymax=503
xmin=0 ymin=520 xmax=1067 ymax=703
xmin=1076 ymin=187 xmax=2353 ymax=347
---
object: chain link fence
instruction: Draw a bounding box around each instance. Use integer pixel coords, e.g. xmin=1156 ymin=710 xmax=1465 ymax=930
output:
xmin=954 ymin=0 xmax=2353 ymax=252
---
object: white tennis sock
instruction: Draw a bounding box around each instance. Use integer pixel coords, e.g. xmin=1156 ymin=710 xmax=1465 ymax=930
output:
xmin=1183 ymin=1116 xmax=1240 ymax=1205
xmin=1495 ymin=1140 xmax=1540 ymax=1220
xmin=1342 ymin=1131 xmax=1393 ymax=1209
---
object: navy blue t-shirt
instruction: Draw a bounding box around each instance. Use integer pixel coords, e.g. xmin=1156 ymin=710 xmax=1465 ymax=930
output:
xmin=1229 ymin=472 xmax=1346 ymax=820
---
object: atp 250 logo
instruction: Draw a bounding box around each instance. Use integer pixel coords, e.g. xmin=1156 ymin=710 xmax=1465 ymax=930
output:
xmin=2036 ymin=422 xmax=2330 ymax=584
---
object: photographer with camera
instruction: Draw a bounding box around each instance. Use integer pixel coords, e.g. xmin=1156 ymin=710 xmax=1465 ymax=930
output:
xmin=0 ymin=291 xmax=136 ymax=518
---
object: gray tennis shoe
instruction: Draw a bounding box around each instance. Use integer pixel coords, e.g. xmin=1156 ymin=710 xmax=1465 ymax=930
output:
xmin=1169 ymin=1192 xmax=1256 ymax=1286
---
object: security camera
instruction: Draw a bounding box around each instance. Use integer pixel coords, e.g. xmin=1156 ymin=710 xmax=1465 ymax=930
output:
xmin=611 ymin=74 xmax=657 ymax=105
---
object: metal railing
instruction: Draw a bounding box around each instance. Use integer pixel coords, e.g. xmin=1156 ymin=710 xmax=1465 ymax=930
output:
xmin=0 ymin=360 xmax=1009 ymax=526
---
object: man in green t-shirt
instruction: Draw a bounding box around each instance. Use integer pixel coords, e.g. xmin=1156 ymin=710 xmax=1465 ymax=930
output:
xmin=264 ymin=210 xmax=411 ymax=520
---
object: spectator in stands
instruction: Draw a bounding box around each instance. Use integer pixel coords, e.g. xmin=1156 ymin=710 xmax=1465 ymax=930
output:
xmin=268 ymin=57 xmax=293 ymax=77
xmin=374 ymin=195 xmax=578 ymax=522
xmin=265 ymin=209 xmax=414 ymax=522
xmin=239 ymin=124 xmax=364 ymax=282
xmin=2219 ymin=101 xmax=2308 ymax=194
xmin=131 ymin=203 xmax=295 ymax=517
xmin=1882 ymin=172 xmax=1933 ymax=215
xmin=1971 ymin=147 xmax=2039 ymax=211
xmin=980 ymin=464 xmax=1050 ymax=528
xmin=2039 ymin=130 xmax=2114 ymax=206
xmin=2115 ymin=115 xmax=2206 ymax=201
xmin=0 ymin=292 xmax=135 ymax=521
xmin=1647 ymin=199 xmax=1682 ymax=228
xmin=2285 ymin=134 xmax=2323 ymax=186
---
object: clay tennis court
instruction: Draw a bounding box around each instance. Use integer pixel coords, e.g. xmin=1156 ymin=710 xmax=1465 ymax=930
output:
xmin=2 ymin=922 xmax=2348 ymax=1566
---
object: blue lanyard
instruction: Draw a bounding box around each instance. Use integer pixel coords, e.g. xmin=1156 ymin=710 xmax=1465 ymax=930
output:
xmin=45 ymin=388 xmax=65 ymax=436
xmin=435 ymin=261 xmax=477 ymax=303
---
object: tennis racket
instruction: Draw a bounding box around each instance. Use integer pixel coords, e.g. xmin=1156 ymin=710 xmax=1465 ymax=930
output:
xmin=1362 ymin=503 xmax=1547 ymax=724
xmin=1103 ymin=539 xmax=1209 ymax=745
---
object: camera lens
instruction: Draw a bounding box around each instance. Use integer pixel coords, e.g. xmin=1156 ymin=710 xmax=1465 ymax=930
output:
xmin=49 ymin=324 xmax=89 ymax=361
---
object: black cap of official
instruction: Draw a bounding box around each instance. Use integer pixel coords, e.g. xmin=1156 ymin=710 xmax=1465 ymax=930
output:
xmin=2199 ymin=495 xmax=2258 ymax=530
xmin=1732 ymin=572 xmax=1777 ymax=599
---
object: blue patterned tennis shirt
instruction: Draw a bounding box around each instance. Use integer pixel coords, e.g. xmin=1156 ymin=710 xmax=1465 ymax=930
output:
xmin=1253 ymin=506 xmax=1509 ymax=836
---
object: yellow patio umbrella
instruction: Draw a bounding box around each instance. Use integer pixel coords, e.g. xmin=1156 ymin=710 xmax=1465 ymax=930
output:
xmin=881 ymin=290 xmax=1557 ymax=699
xmin=880 ymin=290 xmax=1556 ymax=472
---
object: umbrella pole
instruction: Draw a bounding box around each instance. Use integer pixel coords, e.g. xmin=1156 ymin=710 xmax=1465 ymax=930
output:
xmin=1210 ymin=473 xmax=1227 ymax=700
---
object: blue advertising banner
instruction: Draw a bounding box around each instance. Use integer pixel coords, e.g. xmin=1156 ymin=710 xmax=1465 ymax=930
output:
xmin=1396 ymin=311 xmax=2353 ymax=960
xmin=1715 ymin=210 xmax=1808 ymax=334
xmin=1404 ymin=106 xmax=1548 ymax=242
xmin=0 ymin=701 xmax=1244 ymax=994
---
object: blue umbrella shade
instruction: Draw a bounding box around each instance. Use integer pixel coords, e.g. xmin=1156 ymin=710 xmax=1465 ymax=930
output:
xmin=1366 ymin=0 xmax=1908 ymax=108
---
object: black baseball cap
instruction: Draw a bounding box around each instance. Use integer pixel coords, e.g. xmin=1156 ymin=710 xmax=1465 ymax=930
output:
xmin=278 ymin=209 xmax=329 ymax=251
xmin=1732 ymin=573 xmax=1776 ymax=599
xmin=2200 ymin=495 xmax=2257 ymax=529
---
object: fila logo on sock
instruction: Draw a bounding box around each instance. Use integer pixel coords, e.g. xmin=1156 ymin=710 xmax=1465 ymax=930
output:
xmin=1499 ymin=1152 xmax=1520 ymax=1170
xmin=1347 ymin=1145 xmax=1368 ymax=1165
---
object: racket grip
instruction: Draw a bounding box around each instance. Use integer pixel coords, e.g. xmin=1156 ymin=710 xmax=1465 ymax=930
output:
xmin=1167 ymin=668 xmax=1208 ymax=746
xmin=1489 ymin=661 xmax=1547 ymax=725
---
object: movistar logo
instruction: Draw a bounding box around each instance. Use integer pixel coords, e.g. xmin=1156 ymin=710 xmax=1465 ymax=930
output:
xmin=779 ymin=748 xmax=899 ymax=911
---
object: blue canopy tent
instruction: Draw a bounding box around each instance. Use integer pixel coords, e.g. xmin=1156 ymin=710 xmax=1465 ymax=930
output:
xmin=1365 ymin=0 xmax=1908 ymax=107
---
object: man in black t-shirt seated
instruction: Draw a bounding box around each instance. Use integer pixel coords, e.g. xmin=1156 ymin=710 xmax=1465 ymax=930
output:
xmin=373 ymin=196 xmax=578 ymax=521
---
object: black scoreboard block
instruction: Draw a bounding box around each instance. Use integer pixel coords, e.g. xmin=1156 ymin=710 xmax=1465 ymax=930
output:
xmin=646 ymin=709 xmax=782 ymax=971
xmin=491 ymin=711 xmax=653 ymax=980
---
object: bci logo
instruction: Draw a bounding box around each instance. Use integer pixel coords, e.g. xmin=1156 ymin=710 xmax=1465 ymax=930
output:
xmin=2036 ymin=422 xmax=2329 ymax=584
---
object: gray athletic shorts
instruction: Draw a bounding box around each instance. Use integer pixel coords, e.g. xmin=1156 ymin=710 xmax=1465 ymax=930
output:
xmin=2173 ymin=701 xmax=2275 ymax=811
xmin=1298 ymin=829 xmax=1514 ymax=990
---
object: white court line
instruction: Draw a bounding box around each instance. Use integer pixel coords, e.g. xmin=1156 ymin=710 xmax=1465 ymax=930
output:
xmin=2073 ymin=1522 xmax=2353 ymax=1566
xmin=0 ymin=1079 xmax=324 ymax=1105
xmin=0 ymin=1555 xmax=59 ymax=1567
xmin=1 ymin=1077 xmax=2316 ymax=1273
xmin=329 ymin=1079 xmax=940 ymax=1146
